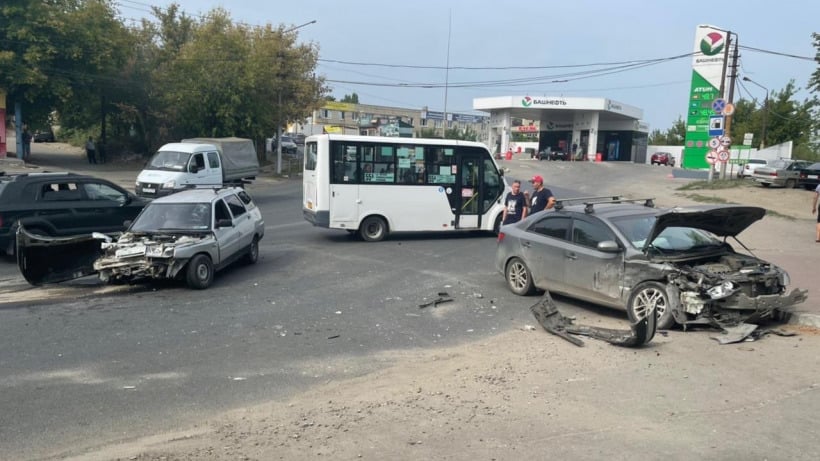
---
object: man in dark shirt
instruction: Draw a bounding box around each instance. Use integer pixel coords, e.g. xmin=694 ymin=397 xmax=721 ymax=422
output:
xmin=529 ymin=175 xmax=555 ymax=214
xmin=502 ymin=180 xmax=528 ymax=225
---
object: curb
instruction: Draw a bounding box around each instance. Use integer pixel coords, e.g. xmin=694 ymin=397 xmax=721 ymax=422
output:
xmin=789 ymin=312 xmax=820 ymax=329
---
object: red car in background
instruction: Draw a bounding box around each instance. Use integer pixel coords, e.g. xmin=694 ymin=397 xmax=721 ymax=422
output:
xmin=650 ymin=152 xmax=675 ymax=166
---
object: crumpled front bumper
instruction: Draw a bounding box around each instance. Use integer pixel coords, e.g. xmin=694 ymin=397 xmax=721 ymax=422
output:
xmin=721 ymin=288 xmax=808 ymax=312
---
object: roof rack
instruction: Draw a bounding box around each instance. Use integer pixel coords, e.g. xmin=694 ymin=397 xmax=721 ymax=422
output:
xmin=553 ymin=196 xmax=655 ymax=213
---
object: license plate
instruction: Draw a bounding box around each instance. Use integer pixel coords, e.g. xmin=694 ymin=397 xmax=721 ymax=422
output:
xmin=809 ymin=175 xmax=818 ymax=179
xmin=115 ymin=245 xmax=146 ymax=258
xmin=142 ymin=187 xmax=156 ymax=194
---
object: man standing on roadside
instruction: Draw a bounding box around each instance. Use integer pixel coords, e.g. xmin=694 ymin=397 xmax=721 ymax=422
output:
xmin=812 ymin=184 xmax=820 ymax=242
xmin=529 ymin=175 xmax=556 ymax=214
xmin=85 ymin=137 xmax=96 ymax=164
xmin=502 ymin=179 xmax=528 ymax=225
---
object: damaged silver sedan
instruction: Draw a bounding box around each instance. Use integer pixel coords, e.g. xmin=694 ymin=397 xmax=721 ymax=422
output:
xmin=18 ymin=187 xmax=264 ymax=289
xmin=496 ymin=197 xmax=807 ymax=329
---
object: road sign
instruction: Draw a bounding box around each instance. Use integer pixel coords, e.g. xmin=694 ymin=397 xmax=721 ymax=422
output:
xmin=712 ymin=98 xmax=727 ymax=114
xmin=705 ymin=150 xmax=718 ymax=165
xmin=708 ymin=137 xmax=721 ymax=149
xmin=723 ymin=103 xmax=735 ymax=116
xmin=709 ymin=116 xmax=725 ymax=136
xmin=743 ymin=133 xmax=754 ymax=146
xmin=720 ymin=135 xmax=732 ymax=147
xmin=718 ymin=150 xmax=730 ymax=162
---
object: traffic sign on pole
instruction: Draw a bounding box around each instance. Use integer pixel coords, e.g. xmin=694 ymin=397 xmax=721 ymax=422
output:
xmin=705 ymin=151 xmax=718 ymax=165
xmin=709 ymin=116 xmax=725 ymax=136
xmin=712 ymin=98 xmax=727 ymax=114
xmin=717 ymin=150 xmax=730 ymax=162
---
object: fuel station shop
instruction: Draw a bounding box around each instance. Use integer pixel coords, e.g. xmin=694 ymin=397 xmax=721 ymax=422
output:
xmin=474 ymin=96 xmax=650 ymax=162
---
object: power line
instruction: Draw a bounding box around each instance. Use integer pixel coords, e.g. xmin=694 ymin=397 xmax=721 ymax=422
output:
xmin=738 ymin=45 xmax=815 ymax=61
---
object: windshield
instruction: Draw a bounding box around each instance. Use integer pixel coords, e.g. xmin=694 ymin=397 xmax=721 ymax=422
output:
xmin=130 ymin=202 xmax=212 ymax=232
xmin=147 ymin=151 xmax=192 ymax=171
xmin=610 ymin=214 xmax=723 ymax=252
xmin=769 ymin=159 xmax=790 ymax=169
xmin=281 ymin=136 xmax=294 ymax=144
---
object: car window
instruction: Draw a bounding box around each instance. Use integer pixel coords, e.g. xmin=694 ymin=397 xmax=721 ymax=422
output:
xmin=40 ymin=182 xmax=82 ymax=201
xmin=237 ymin=190 xmax=253 ymax=205
xmin=224 ymin=194 xmax=247 ymax=218
xmin=82 ymin=182 xmax=126 ymax=203
xmin=207 ymin=152 xmax=220 ymax=169
xmin=527 ymin=215 xmax=571 ymax=240
xmin=572 ymin=218 xmax=616 ymax=249
xmin=215 ymin=199 xmax=231 ymax=221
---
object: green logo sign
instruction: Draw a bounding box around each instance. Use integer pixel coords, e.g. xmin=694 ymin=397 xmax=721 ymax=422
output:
xmin=700 ymin=32 xmax=725 ymax=56
xmin=521 ymin=96 xmax=532 ymax=107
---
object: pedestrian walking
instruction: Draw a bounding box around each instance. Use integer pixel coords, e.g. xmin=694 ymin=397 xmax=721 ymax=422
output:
xmin=21 ymin=127 xmax=32 ymax=160
xmin=85 ymin=137 xmax=97 ymax=164
xmin=502 ymin=179 xmax=528 ymax=225
xmin=529 ymin=175 xmax=556 ymax=214
xmin=812 ymin=184 xmax=820 ymax=242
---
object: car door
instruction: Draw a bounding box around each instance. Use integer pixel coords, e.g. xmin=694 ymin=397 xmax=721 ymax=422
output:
xmin=521 ymin=214 xmax=572 ymax=292
xmin=223 ymin=193 xmax=255 ymax=256
xmin=76 ymin=180 xmax=138 ymax=232
xmin=562 ymin=215 xmax=624 ymax=307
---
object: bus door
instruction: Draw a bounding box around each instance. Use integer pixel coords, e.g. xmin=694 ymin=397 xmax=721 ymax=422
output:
xmin=329 ymin=144 xmax=359 ymax=229
xmin=455 ymin=152 xmax=482 ymax=229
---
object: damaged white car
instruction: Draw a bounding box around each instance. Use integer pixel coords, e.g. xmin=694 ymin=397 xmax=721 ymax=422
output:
xmin=496 ymin=197 xmax=807 ymax=329
xmin=92 ymin=187 xmax=265 ymax=289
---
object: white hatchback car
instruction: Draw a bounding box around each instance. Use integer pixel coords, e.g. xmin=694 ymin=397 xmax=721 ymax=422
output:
xmin=738 ymin=159 xmax=767 ymax=178
xmin=93 ymin=187 xmax=265 ymax=289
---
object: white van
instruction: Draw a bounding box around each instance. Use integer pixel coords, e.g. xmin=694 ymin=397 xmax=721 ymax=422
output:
xmin=135 ymin=138 xmax=259 ymax=198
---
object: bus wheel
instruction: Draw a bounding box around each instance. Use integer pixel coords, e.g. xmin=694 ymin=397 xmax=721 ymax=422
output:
xmin=359 ymin=216 xmax=387 ymax=242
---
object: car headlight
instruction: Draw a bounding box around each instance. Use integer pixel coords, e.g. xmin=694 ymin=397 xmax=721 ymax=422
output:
xmin=162 ymin=180 xmax=176 ymax=189
xmin=707 ymin=281 xmax=736 ymax=299
xmin=145 ymin=245 xmax=173 ymax=258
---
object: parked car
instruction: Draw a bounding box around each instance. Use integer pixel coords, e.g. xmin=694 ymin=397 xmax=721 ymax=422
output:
xmin=752 ymin=159 xmax=812 ymax=188
xmin=495 ymin=197 xmax=806 ymax=329
xmin=797 ymin=162 xmax=820 ymax=191
xmin=286 ymin=133 xmax=306 ymax=145
xmin=32 ymin=130 xmax=55 ymax=143
xmin=536 ymin=147 xmax=567 ymax=161
xmin=650 ymin=152 xmax=675 ymax=166
xmin=91 ymin=187 xmax=264 ymax=289
xmin=271 ymin=135 xmax=298 ymax=155
xmin=0 ymin=172 xmax=149 ymax=257
xmin=737 ymin=158 xmax=767 ymax=178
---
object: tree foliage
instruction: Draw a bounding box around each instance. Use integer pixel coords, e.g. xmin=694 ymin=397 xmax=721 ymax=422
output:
xmin=1 ymin=0 xmax=327 ymax=155
xmin=340 ymin=93 xmax=359 ymax=103
xmin=648 ymin=117 xmax=685 ymax=145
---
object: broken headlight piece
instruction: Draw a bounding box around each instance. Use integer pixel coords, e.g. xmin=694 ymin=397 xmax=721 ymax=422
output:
xmin=706 ymin=281 xmax=736 ymax=300
xmin=145 ymin=245 xmax=174 ymax=258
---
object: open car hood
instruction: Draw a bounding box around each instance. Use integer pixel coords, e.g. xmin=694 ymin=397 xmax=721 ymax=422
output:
xmin=644 ymin=205 xmax=766 ymax=249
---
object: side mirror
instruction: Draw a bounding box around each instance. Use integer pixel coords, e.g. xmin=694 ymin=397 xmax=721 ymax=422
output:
xmin=597 ymin=240 xmax=621 ymax=253
xmin=498 ymin=169 xmax=504 ymax=177
xmin=216 ymin=218 xmax=233 ymax=228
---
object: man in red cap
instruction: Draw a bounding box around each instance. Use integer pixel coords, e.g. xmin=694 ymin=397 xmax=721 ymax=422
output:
xmin=529 ymin=175 xmax=555 ymax=214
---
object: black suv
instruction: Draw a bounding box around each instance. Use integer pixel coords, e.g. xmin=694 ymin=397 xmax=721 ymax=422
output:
xmin=0 ymin=172 xmax=149 ymax=256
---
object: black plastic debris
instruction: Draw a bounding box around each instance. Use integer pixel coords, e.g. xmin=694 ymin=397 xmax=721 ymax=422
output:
xmin=529 ymin=291 xmax=657 ymax=347
xmin=419 ymin=297 xmax=453 ymax=309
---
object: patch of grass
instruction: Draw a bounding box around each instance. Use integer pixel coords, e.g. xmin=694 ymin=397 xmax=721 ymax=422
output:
xmin=676 ymin=179 xmax=749 ymax=191
xmin=764 ymin=209 xmax=796 ymax=221
xmin=685 ymin=193 xmax=732 ymax=204
xmin=681 ymin=193 xmax=796 ymax=220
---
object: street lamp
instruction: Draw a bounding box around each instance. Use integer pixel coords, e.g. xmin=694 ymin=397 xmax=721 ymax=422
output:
xmin=276 ymin=20 xmax=316 ymax=175
xmin=742 ymin=76 xmax=768 ymax=150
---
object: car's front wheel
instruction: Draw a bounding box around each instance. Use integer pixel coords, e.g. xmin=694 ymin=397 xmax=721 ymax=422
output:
xmin=627 ymin=281 xmax=674 ymax=329
xmin=186 ymin=254 xmax=214 ymax=289
xmin=505 ymin=257 xmax=535 ymax=296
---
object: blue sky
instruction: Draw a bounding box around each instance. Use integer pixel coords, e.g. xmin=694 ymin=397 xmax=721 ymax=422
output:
xmin=117 ymin=0 xmax=818 ymax=131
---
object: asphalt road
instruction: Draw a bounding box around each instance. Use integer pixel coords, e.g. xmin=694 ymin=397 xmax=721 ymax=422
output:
xmin=0 ymin=154 xmax=586 ymax=459
xmin=0 ymin=146 xmax=815 ymax=459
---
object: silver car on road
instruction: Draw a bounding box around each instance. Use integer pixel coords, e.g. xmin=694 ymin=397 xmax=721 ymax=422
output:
xmin=93 ymin=187 xmax=265 ymax=289
xmin=495 ymin=197 xmax=806 ymax=329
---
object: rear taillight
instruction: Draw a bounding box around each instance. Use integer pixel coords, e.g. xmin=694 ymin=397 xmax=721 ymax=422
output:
xmin=770 ymin=172 xmax=778 ymax=177
xmin=497 ymin=232 xmax=505 ymax=243
xmin=0 ymin=214 xmax=3 ymax=228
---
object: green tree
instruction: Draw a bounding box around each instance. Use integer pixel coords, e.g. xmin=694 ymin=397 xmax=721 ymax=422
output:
xmin=340 ymin=93 xmax=359 ymax=103
xmin=648 ymin=117 xmax=685 ymax=145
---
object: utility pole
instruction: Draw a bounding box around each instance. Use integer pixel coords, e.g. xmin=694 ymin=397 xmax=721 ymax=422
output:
xmin=720 ymin=33 xmax=739 ymax=180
